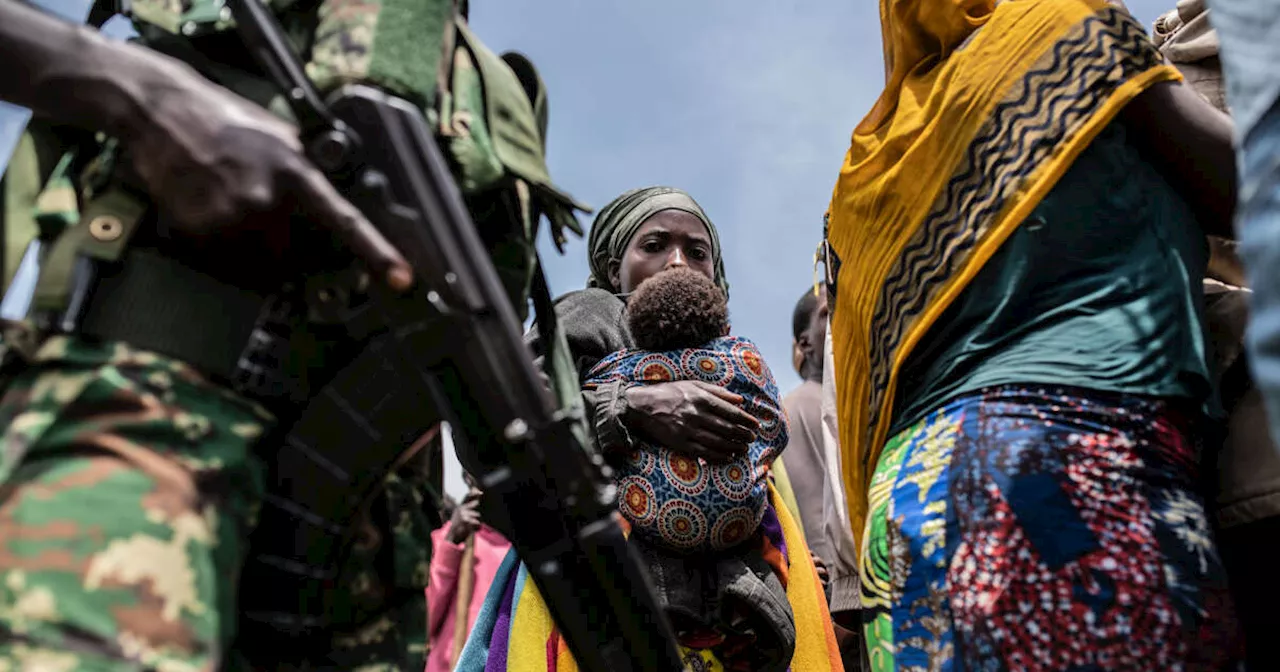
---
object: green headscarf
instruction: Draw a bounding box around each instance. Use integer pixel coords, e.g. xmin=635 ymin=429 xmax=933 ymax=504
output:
xmin=586 ymin=186 xmax=729 ymax=298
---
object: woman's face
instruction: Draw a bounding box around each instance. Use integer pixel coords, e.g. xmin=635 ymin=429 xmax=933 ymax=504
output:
xmin=610 ymin=210 xmax=716 ymax=294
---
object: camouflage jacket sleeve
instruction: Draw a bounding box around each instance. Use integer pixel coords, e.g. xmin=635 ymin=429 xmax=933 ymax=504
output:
xmin=129 ymin=0 xmax=447 ymax=105
xmin=304 ymin=0 xmax=446 ymax=105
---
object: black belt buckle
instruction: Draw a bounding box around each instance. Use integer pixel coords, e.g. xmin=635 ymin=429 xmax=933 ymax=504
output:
xmin=58 ymin=255 xmax=100 ymax=334
xmin=0 ymin=248 xmax=101 ymax=366
xmin=8 ymin=250 xmax=103 ymax=336
xmin=230 ymin=292 xmax=304 ymax=406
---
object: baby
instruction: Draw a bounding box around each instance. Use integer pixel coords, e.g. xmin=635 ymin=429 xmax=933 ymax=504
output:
xmin=585 ymin=267 xmax=788 ymax=553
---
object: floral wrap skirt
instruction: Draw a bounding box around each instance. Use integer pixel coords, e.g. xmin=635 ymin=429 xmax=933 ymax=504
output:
xmin=861 ymin=384 xmax=1243 ymax=671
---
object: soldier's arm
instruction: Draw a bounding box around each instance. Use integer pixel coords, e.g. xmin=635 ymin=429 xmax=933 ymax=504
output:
xmin=0 ymin=0 xmax=412 ymax=289
xmin=0 ymin=0 xmax=152 ymax=140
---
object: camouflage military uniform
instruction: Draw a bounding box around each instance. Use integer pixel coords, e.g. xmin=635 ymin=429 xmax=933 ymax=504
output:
xmin=0 ymin=0 xmax=582 ymax=669
xmin=0 ymin=336 xmax=272 ymax=671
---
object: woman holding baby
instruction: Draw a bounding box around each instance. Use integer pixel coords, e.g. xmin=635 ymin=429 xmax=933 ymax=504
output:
xmin=456 ymin=187 xmax=843 ymax=672
xmin=550 ymin=187 xmax=762 ymax=468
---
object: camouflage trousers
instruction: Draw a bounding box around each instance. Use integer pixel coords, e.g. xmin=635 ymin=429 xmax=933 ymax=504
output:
xmin=0 ymin=334 xmax=433 ymax=671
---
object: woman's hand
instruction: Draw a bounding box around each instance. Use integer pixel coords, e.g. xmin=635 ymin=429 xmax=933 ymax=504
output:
xmin=623 ymin=381 xmax=760 ymax=463
xmin=811 ymin=551 xmax=831 ymax=592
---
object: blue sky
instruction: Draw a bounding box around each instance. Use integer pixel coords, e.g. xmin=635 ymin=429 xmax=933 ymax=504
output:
xmin=1 ymin=0 xmax=1180 ymax=499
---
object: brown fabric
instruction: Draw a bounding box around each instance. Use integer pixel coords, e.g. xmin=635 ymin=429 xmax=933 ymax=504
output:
xmin=1216 ymin=387 xmax=1280 ymax=527
xmin=781 ymin=381 xmax=833 ymax=562
xmin=1201 ymin=283 xmax=1280 ymax=527
xmin=1152 ymin=0 xmax=1226 ymax=138
xmin=1150 ymin=3 xmax=1280 ymax=526
xmin=782 ymin=377 xmax=861 ymax=612
xmin=1204 ymin=280 xmax=1249 ymax=376
xmin=1153 ymin=0 xmax=1220 ymax=63
xmin=819 ymin=328 xmax=861 ymax=613
xmin=831 ymin=610 xmax=867 ymax=672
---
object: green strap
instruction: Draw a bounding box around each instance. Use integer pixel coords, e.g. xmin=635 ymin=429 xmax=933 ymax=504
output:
xmin=3 ymin=144 xmax=78 ymax=296
xmin=33 ymin=187 xmax=147 ymax=314
xmin=33 ymin=152 xmax=81 ymax=239
xmin=2 ymin=133 xmax=41 ymax=291
xmin=433 ymin=6 xmax=460 ymax=136
xmin=530 ymin=257 xmax=589 ymax=451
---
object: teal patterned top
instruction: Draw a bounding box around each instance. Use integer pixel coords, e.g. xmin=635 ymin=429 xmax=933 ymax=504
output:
xmin=890 ymin=122 xmax=1212 ymax=436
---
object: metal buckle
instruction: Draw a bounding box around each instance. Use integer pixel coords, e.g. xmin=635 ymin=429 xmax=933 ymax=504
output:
xmin=0 ymin=245 xmax=100 ymax=337
xmin=231 ymin=292 xmax=302 ymax=404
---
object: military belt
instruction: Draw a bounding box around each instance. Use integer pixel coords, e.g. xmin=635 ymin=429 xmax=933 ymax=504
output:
xmin=73 ymin=246 xmax=273 ymax=386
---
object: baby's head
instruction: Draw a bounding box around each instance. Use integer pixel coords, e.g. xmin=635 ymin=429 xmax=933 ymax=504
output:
xmin=626 ymin=267 xmax=729 ymax=351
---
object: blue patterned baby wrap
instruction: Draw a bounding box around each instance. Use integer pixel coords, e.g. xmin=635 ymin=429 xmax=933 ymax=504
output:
xmin=585 ymin=336 xmax=788 ymax=552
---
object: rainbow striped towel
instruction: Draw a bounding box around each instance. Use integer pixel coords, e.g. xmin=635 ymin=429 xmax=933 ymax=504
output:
xmin=454 ymin=484 xmax=844 ymax=671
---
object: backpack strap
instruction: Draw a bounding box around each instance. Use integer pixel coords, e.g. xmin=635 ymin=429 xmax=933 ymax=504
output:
xmin=2 ymin=133 xmax=42 ymax=291
xmin=33 ymin=184 xmax=147 ymax=317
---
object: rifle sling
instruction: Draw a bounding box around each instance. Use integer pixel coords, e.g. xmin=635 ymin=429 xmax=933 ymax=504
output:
xmin=531 ymin=258 xmax=557 ymax=364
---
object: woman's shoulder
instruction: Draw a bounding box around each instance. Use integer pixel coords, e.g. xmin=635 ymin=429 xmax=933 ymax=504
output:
xmin=554 ymin=287 xmax=627 ymax=316
xmin=552 ymin=288 xmax=631 ymax=344
xmin=535 ymin=288 xmax=633 ymax=372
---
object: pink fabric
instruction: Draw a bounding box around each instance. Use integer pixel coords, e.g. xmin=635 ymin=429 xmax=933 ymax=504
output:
xmin=426 ymin=522 xmax=512 ymax=672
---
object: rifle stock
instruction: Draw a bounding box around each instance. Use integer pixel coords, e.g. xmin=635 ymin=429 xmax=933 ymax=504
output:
xmin=223 ymin=2 xmax=685 ymax=669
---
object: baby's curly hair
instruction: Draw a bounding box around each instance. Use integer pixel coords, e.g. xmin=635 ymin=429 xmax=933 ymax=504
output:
xmin=626 ymin=267 xmax=729 ymax=351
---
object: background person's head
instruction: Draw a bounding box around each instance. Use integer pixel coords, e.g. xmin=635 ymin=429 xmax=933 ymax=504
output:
xmin=792 ymin=285 xmax=828 ymax=382
xmin=586 ymin=186 xmax=729 ymax=297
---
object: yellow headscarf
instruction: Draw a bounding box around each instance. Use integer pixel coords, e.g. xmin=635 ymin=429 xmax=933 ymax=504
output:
xmin=826 ymin=0 xmax=1181 ymax=557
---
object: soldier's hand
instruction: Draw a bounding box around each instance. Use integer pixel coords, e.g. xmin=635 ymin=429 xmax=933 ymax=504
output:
xmin=124 ymin=59 xmax=413 ymax=291
xmin=623 ymin=381 xmax=760 ymax=464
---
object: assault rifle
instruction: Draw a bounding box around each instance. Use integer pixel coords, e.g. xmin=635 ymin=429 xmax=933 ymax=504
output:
xmin=222 ymin=1 xmax=685 ymax=670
